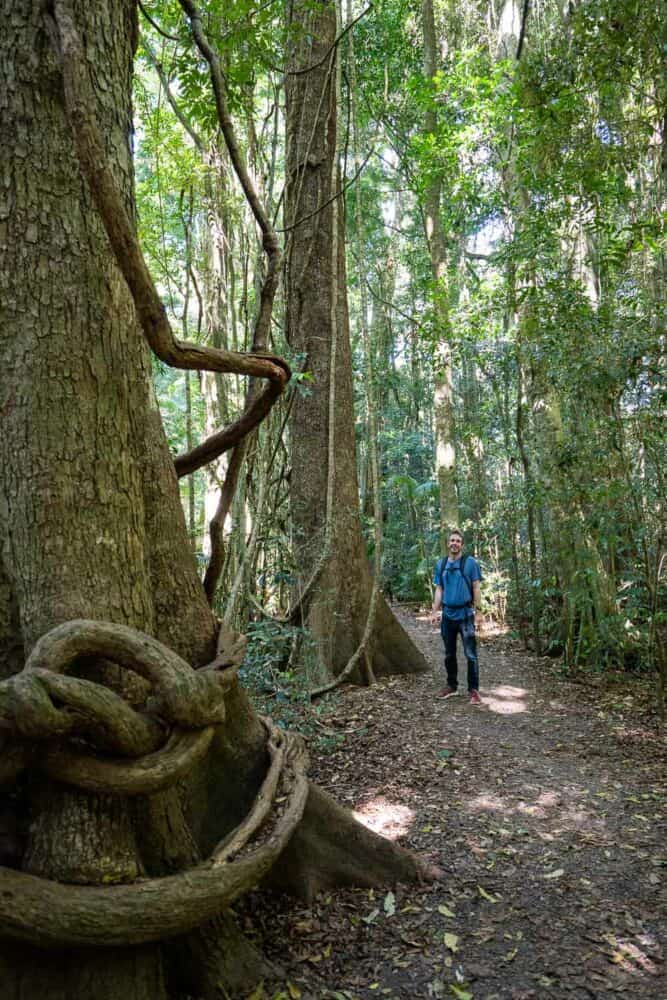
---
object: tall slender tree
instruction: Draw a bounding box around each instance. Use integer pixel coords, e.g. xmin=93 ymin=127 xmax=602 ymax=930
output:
xmin=284 ymin=0 xmax=428 ymax=683
xmin=422 ymin=0 xmax=458 ymax=543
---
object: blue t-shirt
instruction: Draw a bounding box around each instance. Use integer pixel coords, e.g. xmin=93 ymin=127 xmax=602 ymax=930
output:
xmin=433 ymin=555 xmax=482 ymax=621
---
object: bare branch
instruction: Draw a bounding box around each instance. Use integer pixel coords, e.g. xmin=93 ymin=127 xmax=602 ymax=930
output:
xmin=278 ymin=147 xmax=374 ymax=234
xmin=287 ymin=5 xmax=373 ymax=77
xmin=142 ymin=37 xmax=205 ymax=151
xmin=138 ymin=0 xmax=182 ymax=43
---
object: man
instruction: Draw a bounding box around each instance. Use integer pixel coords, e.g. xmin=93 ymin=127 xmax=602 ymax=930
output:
xmin=431 ymin=530 xmax=483 ymax=704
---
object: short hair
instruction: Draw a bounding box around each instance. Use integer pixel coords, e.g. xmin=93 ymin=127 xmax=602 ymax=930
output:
xmin=448 ymin=529 xmax=463 ymax=541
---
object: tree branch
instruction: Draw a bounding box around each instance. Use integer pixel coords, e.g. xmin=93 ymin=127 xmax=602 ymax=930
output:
xmin=278 ymin=147 xmax=374 ymax=234
xmin=516 ymin=0 xmax=530 ymax=61
xmin=142 ymin=37 xmax=205 ymax=152
xmin=286 ymin=5 xmax=373 ymax=77
xmin=138 ymin=0 xmax=182 ymax=43
xmin=52 ymin=1 xmax=289 ymax=477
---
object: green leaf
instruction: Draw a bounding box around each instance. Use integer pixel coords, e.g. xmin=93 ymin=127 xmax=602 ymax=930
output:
xmin=449 ymin=986 xmax=473 ymax=999
xmin=444 ymin=932 xmax=459 ymax=952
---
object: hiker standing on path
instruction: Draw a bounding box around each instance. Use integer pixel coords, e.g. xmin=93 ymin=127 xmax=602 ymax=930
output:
xmin=430 ymin=530 xmax=483 ymax=704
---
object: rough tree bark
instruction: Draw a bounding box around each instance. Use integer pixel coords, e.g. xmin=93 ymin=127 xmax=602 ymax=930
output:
xmin=285 ymin=0 xmax=428 ymax=683
xmin=0 ymin=3 xmax=434 ymax=998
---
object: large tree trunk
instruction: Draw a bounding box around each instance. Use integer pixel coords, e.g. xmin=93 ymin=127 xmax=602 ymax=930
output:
xmin=285 ymin=0 xmax=428 ymax=682
xmin=0 ymin=3 xmax=431 ymax=996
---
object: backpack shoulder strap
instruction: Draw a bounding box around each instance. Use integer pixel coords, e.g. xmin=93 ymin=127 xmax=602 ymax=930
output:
xmin=435 ymin=557 xmax=446 ymax=586
xmin=460 ymin=554 xmax=473 ymax=600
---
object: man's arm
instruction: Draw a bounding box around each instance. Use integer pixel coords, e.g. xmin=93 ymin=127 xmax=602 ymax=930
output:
xmin=431 ymin=584 xmax=443 ymax=623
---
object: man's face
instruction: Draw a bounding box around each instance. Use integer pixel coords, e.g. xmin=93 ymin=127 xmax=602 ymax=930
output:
xmin=448 ymin=534 xmax=463 ymax=555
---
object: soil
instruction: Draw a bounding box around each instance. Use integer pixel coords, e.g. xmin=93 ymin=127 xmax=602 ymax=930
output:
xmin=244 ymin=609 xmax=666 ymax=1000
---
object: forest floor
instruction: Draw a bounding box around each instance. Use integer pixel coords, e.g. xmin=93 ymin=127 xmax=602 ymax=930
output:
xmin=246 ymin=609 xmax=666 ymax=1000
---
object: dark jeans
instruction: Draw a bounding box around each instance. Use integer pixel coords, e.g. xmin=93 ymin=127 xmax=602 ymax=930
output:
xmin=441 ymin=613 xmax=479 ymax=692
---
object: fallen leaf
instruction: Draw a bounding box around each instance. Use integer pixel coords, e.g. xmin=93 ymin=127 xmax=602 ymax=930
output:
xmin=544 ymin=868 xmax=565 ymax=879
xmin=449 ymin=986 xmax=473 ymax=999
xmin=287 ymin=983 xmax=301 ymax=1000
xmin=477 ymin=886 xmax=498 ymax=903
xmin=384 ymin=891 xmax=396 ymax=916
xmin=438 ymin=905 xmax=456 ymax=918
xmin=444 ymin=932 xmax=459 ymax=952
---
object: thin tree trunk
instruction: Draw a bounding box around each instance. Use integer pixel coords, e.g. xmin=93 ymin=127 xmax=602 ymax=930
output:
xmin=422 ymin=0 xmax=458 ymax=543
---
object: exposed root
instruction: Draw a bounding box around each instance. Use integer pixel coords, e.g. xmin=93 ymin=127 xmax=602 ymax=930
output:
xmin=40 ymin=727 xmax=215 ymax=797
xmin=0 ymin=729 xmax=309 ymax=948
xmin=0 ymin=615 xmax=311 ymax=948
xmin=212 ymin=718 xmax=294 ymax=865
xmin=264 ymin=783 xmax=440 ymax=902
xmin=0 ymin=619 xmax=243 ymax=797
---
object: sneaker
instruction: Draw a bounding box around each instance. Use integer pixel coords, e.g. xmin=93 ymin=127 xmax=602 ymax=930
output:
xmin=469 ymin=690 xmax=482 ymax=705
xmin=440 ymin=686 xmax=458 ymax=699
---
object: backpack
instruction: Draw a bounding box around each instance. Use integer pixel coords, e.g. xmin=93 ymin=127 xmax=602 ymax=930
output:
xmin=435 ymin=553 xmax=474 ymax=604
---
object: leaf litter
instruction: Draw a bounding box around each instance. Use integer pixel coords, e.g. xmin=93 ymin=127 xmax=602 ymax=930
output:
xmin=238 ymin=609 xmax=666 ymax=999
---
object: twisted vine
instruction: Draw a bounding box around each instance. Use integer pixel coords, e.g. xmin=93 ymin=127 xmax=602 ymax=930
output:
xmin=0 ymin=618 xmax=309 ymax=947
xmin=50 ymin=0 xmax=290 ymax=484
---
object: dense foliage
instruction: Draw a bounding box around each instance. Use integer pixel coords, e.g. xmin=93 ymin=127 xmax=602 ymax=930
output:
xmin=134 ymin=0 xmax=665 ymax=708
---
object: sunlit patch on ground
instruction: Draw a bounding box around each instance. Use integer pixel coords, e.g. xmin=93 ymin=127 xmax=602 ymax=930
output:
xmin=536 ymin=789 xmax=560 ymax=807
xmin=467 ymin=792 xmax=512 ymax=814
xmin=352 ymin=796 xmax=415 ymax=840
xmin=466 ymin=784 xmax=606 ymax=832
xmin=483 ymin=684 xmax=528 ymax=714
xmin=516 ymin=789 xmax=562 ymax=817
xmin=605 ymin=932 xmax=659 ymax=976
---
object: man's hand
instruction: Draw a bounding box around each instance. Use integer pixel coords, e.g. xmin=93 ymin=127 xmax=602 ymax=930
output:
xmin=430 ymin=608 xmax=441 ymax=625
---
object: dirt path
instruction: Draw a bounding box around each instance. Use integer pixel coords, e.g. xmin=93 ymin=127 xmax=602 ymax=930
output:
xmin=251 ymin=611 xmax=666 ymax=1000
